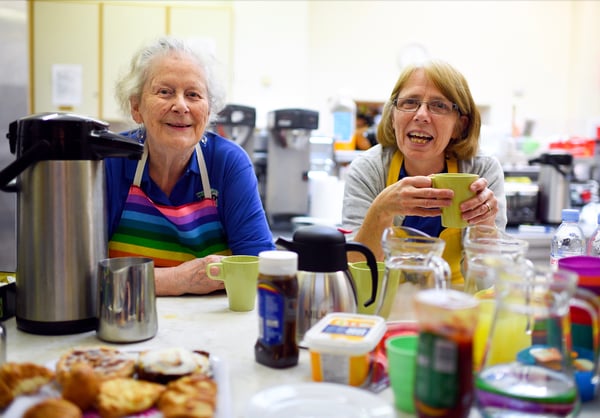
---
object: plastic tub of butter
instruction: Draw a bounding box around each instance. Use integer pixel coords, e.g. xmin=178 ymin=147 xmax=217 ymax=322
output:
xmin=303 ymin=312 xmax=386 ymax=386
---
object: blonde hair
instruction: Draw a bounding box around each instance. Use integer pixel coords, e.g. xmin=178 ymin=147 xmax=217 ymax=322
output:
xmin=377 ymin=60 xmax=481 ymax=159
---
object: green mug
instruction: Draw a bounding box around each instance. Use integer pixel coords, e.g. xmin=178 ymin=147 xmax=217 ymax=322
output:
xmin=207 ymin=255 xmax=259 ymax=312
xmin=431 ymin=173 xmax=479 ymax=228
xmin=348 ymin=261 xmax=398 ymax=318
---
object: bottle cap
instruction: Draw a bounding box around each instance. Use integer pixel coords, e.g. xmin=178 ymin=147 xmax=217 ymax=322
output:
xmin=259 ymin=250 xmax=298 ymax=276
xmin=562 ymin=209 xmax=580 ymax=222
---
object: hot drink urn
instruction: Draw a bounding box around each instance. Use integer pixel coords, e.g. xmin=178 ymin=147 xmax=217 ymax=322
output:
xmin=212 ymin=104 xmax=256 ymax=158
xmin=0 ymin=113 xmax=144 ymax=335
xmin=529 ymin=152 xmax=574 ymax=225
xmin=265 ymin=108 xmax=319 ymax=228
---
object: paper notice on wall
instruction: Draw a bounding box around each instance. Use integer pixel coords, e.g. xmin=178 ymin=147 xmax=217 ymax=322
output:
xmin=52 ymin=64 xmax=82 ymax=106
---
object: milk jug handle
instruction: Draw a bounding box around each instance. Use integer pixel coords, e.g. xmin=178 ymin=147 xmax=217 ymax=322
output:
xmin=345 ymin=242 xmax=378 ymax=307
xmin=431 ymin=255 xmax=451 ymax=289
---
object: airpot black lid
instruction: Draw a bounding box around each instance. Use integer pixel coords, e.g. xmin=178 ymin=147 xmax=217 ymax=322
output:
xmin=289 ymin=225 xmax=349 ymax=272
xmin=529 ymin=152 xmax=574 ymax=166
xmin=7 ymin=112 xmax=144 ymax=160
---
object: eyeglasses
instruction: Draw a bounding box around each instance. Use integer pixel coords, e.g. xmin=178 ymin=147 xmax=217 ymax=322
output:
xmin=393 ymin=97 xmax=459 ymax=115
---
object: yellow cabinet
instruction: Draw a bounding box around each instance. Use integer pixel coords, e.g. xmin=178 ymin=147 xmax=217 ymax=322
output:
xmin=31 ymin=0 xmax=99 ymax=116
xmin=31 ymin=0 xmax=232 ymax=123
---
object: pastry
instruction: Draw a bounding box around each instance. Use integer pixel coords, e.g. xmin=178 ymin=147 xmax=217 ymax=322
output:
xmin=137 ymin=347 xmax=211 ymax=384
xmin=96 ymin=377 xmax=165 ymax=418
xmin=158 ymin=373 xmax=218 ymax=418
xmin=23 ymin=397 xmax=82 ymax=418
xmin=60 ymin=361 xmax=100 ymax=411
xmin=0 ymin=362 xmax=55 ymax=409
xmin=55 ymin=346 xmax=135 ymax=385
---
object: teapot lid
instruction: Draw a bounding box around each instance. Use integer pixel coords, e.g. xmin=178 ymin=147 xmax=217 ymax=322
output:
xmin=290 ymin=225 xmax=349 ymax=272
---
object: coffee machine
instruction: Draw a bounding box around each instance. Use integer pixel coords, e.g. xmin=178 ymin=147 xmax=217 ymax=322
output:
xmin=212 ymin=104 xmax=256 ymax=158
xmin=265 ymin=108 xmax=319 ymax=228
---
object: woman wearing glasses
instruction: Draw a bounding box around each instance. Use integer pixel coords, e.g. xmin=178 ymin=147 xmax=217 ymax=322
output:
xmin=342 ymin=60 xmax=506 ymax=286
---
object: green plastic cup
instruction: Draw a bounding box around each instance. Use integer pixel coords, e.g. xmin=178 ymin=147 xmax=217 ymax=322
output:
xmin=386 ymin=334 xmax=418 ymax=413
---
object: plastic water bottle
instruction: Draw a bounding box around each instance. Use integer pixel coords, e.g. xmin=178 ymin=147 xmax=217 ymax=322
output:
xmin=550 ymin=208 xmax=586 ymax=267
xmin=587 ymin=213 xmax=600 ymax=256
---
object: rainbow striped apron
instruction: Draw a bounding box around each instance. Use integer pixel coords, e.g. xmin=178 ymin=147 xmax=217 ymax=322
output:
xmin=387 ymin=151 xmax=464 ymax=285
xmin=108 ymin=143 xmax=231 ymax=267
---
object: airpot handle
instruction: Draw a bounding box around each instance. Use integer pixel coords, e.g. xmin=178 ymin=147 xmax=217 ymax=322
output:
xmin=345 ymin=242 xmax=379 ymax=307
xmin=0 ymin=139 xmax=51 ymax=192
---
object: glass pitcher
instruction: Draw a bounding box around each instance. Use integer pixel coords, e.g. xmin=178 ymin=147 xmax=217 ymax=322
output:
xmin=474 ymin=262 xmax=581 ymax=418
xmin=380 ymin=226 xmax=450 ymax=321
xmin=462 ymin=225 xmax=530 ymax=295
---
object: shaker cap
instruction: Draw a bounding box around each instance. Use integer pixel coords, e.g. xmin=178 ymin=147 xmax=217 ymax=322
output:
xmin=259 ymin=250 xmax=297 ymax=276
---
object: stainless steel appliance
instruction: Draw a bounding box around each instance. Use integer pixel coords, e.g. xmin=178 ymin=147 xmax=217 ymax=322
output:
xmin=529 ymin=152 xmax=574 ymax=225
xmin=0 ymin=112 xmax=144 ymax=335
xmin=503 ymin=166 xmax=540 ymax=226
xmin=276 ymin=225 xmax=378 ymax=342
xmin=265 ymin=108 xmax=319 ymax=227
xmin=212 ymin=104 xmax=256 ymax=158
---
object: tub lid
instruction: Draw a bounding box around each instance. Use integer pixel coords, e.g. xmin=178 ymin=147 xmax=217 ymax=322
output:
xmin=303 ymin=313 xmax=386 ymax=354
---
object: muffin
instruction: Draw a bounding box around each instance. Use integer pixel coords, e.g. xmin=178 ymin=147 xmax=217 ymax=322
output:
xmin=137 ymin=347 xmax=211 ymax=384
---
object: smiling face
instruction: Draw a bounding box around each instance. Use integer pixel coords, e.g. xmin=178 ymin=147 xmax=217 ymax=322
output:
xmin=130 ymin=52 xmax=210 ymax=152
xmin=392 ymin=69 xmax=466 ymax=175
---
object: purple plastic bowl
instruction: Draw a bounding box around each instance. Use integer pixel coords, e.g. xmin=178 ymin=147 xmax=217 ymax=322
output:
xmin=558 ymin=256 xmax=600 ymax=295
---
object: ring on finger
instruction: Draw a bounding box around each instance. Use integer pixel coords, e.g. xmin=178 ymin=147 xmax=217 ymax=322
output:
xmin=484 ymin=202 xmax=492 ymax=213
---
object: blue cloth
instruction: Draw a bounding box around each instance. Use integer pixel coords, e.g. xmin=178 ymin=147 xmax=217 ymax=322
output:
xmin=399 ymin=163 xmax=444 ymax=238
xmin=105 ymin=130 xmax=275 ymax=256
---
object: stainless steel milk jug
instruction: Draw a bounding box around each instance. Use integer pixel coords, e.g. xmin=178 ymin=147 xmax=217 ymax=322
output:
xmin=0 ymin=113 xmax=144 ymax=335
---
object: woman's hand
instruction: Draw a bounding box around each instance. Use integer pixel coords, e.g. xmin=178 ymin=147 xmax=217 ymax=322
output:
xmin=154 ymin=255 xmax=226 ymax=296
xmin=460 ymin=177 xmax=498 ymax=226
xmin=352 ymin=176 xmax=453 ymax=262
xmin=374 ymin=175 xmax=454 ymax=219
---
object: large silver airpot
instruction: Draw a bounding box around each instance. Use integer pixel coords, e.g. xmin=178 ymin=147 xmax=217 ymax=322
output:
xmin=0 ymin=113 xmax=144 ymax=335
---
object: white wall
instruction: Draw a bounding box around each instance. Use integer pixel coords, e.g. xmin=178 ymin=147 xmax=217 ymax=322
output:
xmin=11 ymin=0 xmax=600 ymax=141
xmin=229 ymin=0 xmax=600 ymax=141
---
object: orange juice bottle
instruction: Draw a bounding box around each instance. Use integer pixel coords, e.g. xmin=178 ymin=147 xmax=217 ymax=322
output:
xmin=331 ymin=96 xmax=356 ymax=151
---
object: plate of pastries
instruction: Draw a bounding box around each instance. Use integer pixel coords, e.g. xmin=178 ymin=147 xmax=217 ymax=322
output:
xmin=0 ymin=346 xmax=230 ymax=418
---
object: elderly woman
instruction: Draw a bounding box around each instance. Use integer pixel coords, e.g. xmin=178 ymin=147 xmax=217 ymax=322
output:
xmin=343 ymin=59 xmax=506 ymax=285
xmin=106 ymin=36 xmax=274 ymax=295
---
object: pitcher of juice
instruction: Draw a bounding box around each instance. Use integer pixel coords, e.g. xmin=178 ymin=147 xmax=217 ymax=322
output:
xmin=381 ymin=226 xmax=450 ymax=321
xmin=475 ymin=263 xmax=581 ymax=418
xmin=462 ymin=225 xmax=530 ymax=294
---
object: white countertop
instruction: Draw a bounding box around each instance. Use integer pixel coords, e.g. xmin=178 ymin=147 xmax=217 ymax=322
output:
xmin=4 ymin=293 xmax=599 ymax=417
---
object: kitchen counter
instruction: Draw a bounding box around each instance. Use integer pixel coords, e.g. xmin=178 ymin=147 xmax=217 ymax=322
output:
xmin=507 ymin=225 xmax=554 ymax=267
xmin=4 ymin=294 xmax=599 ymax=417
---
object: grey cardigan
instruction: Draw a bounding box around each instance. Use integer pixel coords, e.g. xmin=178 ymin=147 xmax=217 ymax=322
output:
xmin=342 ymin=145 xmax=507 ymax=239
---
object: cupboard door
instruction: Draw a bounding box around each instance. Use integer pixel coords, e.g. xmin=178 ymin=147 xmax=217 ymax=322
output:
xmin=168 ymin=4 xmax=233 ymax=96
xmin=101 ymin=3 xmax=166 ymax=122
xmin=32 ymin=0 xmax=99 ymax=115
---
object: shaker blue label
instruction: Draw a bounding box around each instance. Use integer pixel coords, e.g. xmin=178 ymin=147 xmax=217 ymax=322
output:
xmin=257 ymin=284 xmax=285 ymax=345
